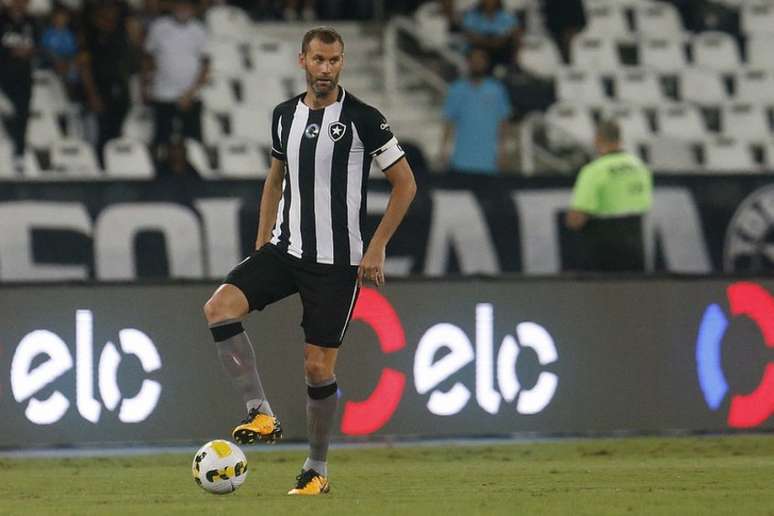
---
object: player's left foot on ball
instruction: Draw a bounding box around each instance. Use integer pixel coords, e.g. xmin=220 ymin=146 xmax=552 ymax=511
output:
xmin=287 ymin=469 xmax=329 ymax=495
xmin=232 ymin=408 xmax=283 ymax=445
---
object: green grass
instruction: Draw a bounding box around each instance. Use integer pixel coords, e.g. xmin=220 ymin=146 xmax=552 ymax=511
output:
xmin=1 ymin=435 xmax=774 ymax=515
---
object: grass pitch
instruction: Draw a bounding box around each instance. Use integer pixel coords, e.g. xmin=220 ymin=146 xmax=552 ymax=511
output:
xmin=1 ymin=435 xmax=773 ymax=515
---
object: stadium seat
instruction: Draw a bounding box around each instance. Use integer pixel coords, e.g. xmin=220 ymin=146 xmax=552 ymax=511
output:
xmin=735 ymin=70 xmax=774 ymax=104
xmin=202 ymin=109 xmax=227 ymax=146
xmin=747 ymin=35 xmax=774 ymax=70
xmin=206 ymin=40 xmax=246 ymax=76
xmin=634 ymin=2 xmax=684 ymax=36
xmin=764 ymin=140 xmax=774 ymax=169
xmin=414 ymin=2 xmax=450 ymax=50
xmin=545 ymin=102 xmax=595 ymax=147
xmin=218 ymin=138 xmax=267 ymax=178
xmin=26 ymin=110 xmax=63 ymax=148
xmin=692 ymin=32 xmax=742 ymax=73
xmin=206 ymin=5 xmax=253 ymax=41
xmin=571 ymin=36 xmax=621 ymax=73
xmin=556 ymin=69 xmax=607 ymax=104
xmin=0 ymin=89 xmax=13 ymax=116
xmin=645 ymin=136 xmax=698 ymax=173
xmin=230 ymin=107 xmax=272 ymax=147
xmin=741 ymin=3 xmax=774 ymax=35
xmin=679 ymin=68 xmax=728 ymax=104
xmin=656 ymin=104 xmax=708 ymax=141
xmin=122 ymin=106 xmax=154 ymax=144
xmin=240 ymin=74 xmax=289 ymax=111
xmin=27 ymin=0 xmax=51 ymax=16
xmin=249 ymin=41 xmax=298 ymax=78
xmin=50 ymin=138 xmax=101 ymax=177
xmin=615 ymin=70 xmax=667 ymax=106
xmin=103 ymin=138 xmax=155 ymax=179
xmin=703 ymin=137 xmax=756 ymax=172
xmin=0 ymin=141 xmax=15 ymax=179
xmin=185 ymin=138 xmax=218 ymax=179
xmin=601 ymin=103 xmax=652 ymax=143
xmin=518 ymin=35 xmax=563 ymax=77
xmin=31 ymin=71 xmax=69 ymax=114
xmin=639 ymin=38 xmax=686 ymax=72
xmin=201 ymin=75 xmax=238 ymax=112
xmin=584 ymin=5 xmax=629 ymax=35
xmin=721 ymin=103 xmax=770 ymax=142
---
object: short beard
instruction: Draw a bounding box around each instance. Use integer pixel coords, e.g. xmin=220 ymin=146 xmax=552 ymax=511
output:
xmin=306 ymin=69 xmax=338 ymax=98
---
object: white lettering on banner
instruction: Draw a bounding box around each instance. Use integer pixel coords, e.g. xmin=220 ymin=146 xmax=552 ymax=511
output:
xmin=424 ymin=191 xmax=500 ymax=276
xmin=414 ymin=303 xmax=558 ymax=416
xmin=95 ymin=204 xmax=204 ymax=280
xmin=9 ymin=310 xmax=162 ymax=425
xmin=195 ymin=199 xmax=242 ymax=278
xmin=724 ymin=185 xmax=774 ymax=271
xmin=512 ymin=188 xmax=712 ymax=275
xmin=0 ymin=201 xmax=91 ymax=281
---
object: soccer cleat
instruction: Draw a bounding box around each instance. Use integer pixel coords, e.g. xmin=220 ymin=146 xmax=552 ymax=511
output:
xmin=232 ymin=408 xmax=283 ymax=445
xmin=287 ymin=469 xmax=330 ymax=496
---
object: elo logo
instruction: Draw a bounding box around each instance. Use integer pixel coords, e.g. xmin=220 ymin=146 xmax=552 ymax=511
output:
xmin=696 ymin=282 xmax=774 ymax=428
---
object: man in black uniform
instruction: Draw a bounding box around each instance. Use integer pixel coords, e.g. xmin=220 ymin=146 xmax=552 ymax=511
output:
xmin=203 ymin=27 xmax=417 ymax=496
xmin=0 ymin=0 xmax=36 ymax=165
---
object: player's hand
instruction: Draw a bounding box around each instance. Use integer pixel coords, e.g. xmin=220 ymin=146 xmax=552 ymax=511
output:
xmin=358 ymin=244 xmax=386 ymax=287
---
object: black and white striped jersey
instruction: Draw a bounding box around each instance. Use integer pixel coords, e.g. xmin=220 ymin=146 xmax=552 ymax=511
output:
xmin=269 ymin=87 xmax=405 ymax=266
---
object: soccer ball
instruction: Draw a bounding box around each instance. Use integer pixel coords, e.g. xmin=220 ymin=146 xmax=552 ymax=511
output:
xmin=192 ymin=439 xmax=248 ymax=494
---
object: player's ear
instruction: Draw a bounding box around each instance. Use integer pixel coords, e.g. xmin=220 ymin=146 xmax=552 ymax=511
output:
xmin=298 ymin=51 xmax=305 ymax=69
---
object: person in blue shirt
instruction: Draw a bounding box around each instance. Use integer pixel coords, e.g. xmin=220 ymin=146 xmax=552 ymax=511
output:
xmin=462 ymin=0 xmax=520 ymax=67
xmin=42 ymin=6 xmax=77 ymax=85
xmin=441 ymin=47 xmax=512 ymax=175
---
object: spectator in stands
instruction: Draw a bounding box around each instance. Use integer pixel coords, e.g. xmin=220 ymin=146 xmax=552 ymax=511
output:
xmin=283 ymin=0 xmax=316 ymax=21
xmin=0 ymin=0 xmax=36 ymax=165
xmin=143 ymin=0 xmax=208 ymax=171
xmin=565 ymin=120 xmax=653 ymax=272
xmin=441 ymin=47 xmax=512 ymax=175
xmin=461 ymin=0 xmax=520 ymax=68
xmin=78 ymin=0 xmax=137 ymax=161
xmin=42 ymin=6 xmax=78 ymax=92
xmin=541 ymin=0 xmax=586 ymax=63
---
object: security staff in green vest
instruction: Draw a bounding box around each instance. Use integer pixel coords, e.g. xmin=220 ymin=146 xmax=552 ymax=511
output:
xmin=565 ymin=120 xmax=653 ymax=272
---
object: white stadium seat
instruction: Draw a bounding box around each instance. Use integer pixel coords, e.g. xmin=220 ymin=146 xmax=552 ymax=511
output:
xmin=0 ymin=89 xmax=13 ymax=116
xmin=639 ymin=38 xmax=686 ymax=72
xmin=764 ymin=140 xmax=774 ymax=168
xmin=645 ymin=137 xmax=698 ymax=173
xmin=721 ymin=103 xmax=770 ymax=142
xmin=50 ymin=138 xmax=101 ymax=177
xmin=635 ymin=2 xmax=683 ymax=36
xmin=185 ymin=138 xmax=218 ymax=179
xmin=601 ymin=103 xmax=652 ymax=144
xmin=735 ymin=70 xmax=774 ymax=104
xmin=747 ymin=35 xmax=774 ymax=70
xmin=741 ymin=3 xmax=774 ymax=35
xmin=206 ymin=40 xmax=246 ymax=75
xmin=545 ymin=102 xmax=595 ymax=147
xmin=692 ymin=32 xmax=741 ymax=73
xmin=414 ymin=2 xmax=450 ymax=50
xmin=218 ymin=138 xmax=267 ymax=178
xmin=680 ymin=68 xmax=728 ymax=104
xmin=230 ymin=107 xmax=272 ymax=147
xmin=556 ymin=69 xmax=607 ymax=104
xmin=27 ymin=0 xmax=51 ymax=16
xmin=201 ymin=75 xmax=238 ymax=112
xmin=518 ymin=35 xmax=563 ymax=77
xmin=206 ymin=5 xmax=252 ymax=41
xmin=250 ymin=41 xmax=298 ymax=78
xmin=571 ymin=36 xmax=620 ymax=73
xmin=103 ymin=138 xmax=154 ymax=179
xmin=31 ymin=71 xmax=69 ymax=114
xmin=0 ymin=140 xmax=15 ymax=179
xmin=584 ymin=5 xmax=629 ymax=35
xmin=615 ymin=70 xmax=667 ymax=106
xmin=26 ymin=110 xmax=63 ymax=148
xmin=704 ymin=137 xmax=756 ymax=172
xmin=202 ymin=109 xmax=227 ymax=146
xmin=122 ymin=106 xmax=154 ymax=144
xmin=241 ymin=74 xmax=289 ymax=110
xmin=657 ymin=104 xmax=707 ymax=141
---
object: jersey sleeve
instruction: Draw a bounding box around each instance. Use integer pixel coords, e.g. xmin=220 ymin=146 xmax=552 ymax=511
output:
xmin=270 ymin=105 xmax=285 ymax=161
xmin=359 ymin=106 xmax=405 ymax=172
xmin=571 ymin=164 xmax=601 ymax=213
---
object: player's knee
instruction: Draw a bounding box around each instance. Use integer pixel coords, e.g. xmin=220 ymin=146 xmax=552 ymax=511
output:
xmin=304 ymin=359 xmax=332 ymax=383
xmin=203 ymin=294 xmax=241 ymax=325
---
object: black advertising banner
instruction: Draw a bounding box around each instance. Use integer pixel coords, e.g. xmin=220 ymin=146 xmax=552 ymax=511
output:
xmin=1 ymin=277 xmax=774 ymax=447
xmin=1 ymin=175 xmax=774 ymax=282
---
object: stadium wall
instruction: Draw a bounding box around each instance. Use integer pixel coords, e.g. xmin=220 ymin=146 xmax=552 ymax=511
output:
xmin=1 ymin=277 xmax=772 ymax=448
xmin=0 ymin=175 xmax=772 ymax=282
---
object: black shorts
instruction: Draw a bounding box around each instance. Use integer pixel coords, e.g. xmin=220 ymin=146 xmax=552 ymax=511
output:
xmin=224 ymin=244 xmax=360 ymax=348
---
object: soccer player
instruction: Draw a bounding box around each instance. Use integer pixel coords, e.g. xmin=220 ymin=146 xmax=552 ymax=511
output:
xmin=203 ymin=27 xmax=417 ymax=495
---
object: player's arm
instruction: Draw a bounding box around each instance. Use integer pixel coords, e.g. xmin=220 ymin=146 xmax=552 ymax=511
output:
xmin=359 ymin=157 xmax=417 ymax=287
xmin=566 ymin=164 xmax=598 ymax=231
xmin=255 ymin=158 xmax=286 ymax=249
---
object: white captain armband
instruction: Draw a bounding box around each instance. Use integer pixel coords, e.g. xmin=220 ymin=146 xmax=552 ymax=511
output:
xmin=371 ymin=137 xmax=405 ymax=171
